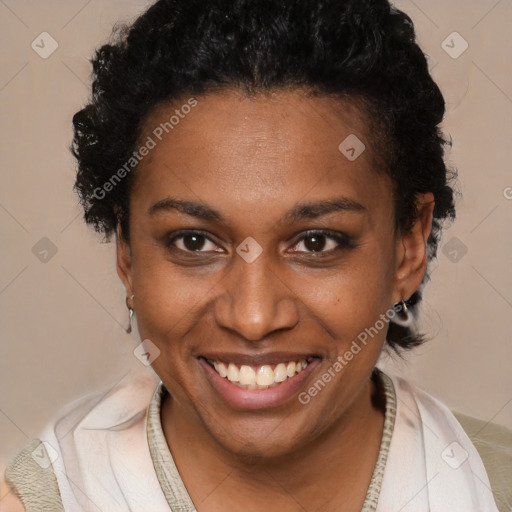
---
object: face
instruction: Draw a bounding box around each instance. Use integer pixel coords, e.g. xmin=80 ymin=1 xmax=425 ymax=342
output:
xmin=117 ymin=88 xmax=432 ymax=458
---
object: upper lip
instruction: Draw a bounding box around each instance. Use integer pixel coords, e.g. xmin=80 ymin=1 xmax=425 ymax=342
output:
xmin=199 ymin=351 xmax=320 ymax=366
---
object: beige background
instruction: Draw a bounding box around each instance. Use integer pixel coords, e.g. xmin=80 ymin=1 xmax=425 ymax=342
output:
xmin=1 ymin=0 xmax=511 ymax=463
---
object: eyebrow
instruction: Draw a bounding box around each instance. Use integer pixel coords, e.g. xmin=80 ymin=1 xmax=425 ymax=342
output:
xmin=147 ymin=196 xmax=367 ymax=224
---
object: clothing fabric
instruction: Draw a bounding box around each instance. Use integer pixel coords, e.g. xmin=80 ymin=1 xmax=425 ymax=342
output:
xmin=3 ymin=368 xmax=502 ymax=511
xmin=451 ymin=410 xmax=512 ymax=512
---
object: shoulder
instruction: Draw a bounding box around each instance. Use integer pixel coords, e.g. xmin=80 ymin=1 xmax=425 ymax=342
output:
xmin=2 ymin=439 xmax=63 ymax=512
xmin=384 ymin=371 xmax=510 ymax=512
xmin=1 ymin=463 xmax=25 ymax=512
xmin=2 ymin=370 xmax=160 ymax=510
xmin=453 ymin=411 xmax=512 ymax=512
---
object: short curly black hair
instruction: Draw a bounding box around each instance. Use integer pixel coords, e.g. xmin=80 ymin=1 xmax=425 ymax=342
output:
xmin=72 ymin=0 xmax=457 ymax=351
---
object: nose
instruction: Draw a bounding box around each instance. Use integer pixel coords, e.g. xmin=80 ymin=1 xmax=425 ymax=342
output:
xmin=213 ymin=254 xmax=300 ymax=342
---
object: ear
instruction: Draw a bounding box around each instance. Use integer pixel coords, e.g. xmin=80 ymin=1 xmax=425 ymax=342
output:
xmin=393 ymin=192 xmax=435 ymax=303
xmin=116 ymin=221 xmax=133 ymax=296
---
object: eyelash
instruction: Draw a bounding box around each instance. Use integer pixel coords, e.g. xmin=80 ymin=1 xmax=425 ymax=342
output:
xmin=163 ymin=229 xmax=355 ymax=256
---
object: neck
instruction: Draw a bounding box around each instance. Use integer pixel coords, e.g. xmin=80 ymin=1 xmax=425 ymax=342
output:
xmin=161 ymin=374 xmax=385 ymax=511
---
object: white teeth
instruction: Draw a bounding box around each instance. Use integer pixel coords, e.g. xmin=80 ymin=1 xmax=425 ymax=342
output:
xmin=286 ymin=362 xmax=296 ymax=377
xmin=239 ymin=365 xmax=256 ymax=385
xmin=274 ymin=363 xmax=288 ymax=382
xmin=210 ymin=358 xmax=312 ymax=389
xmin=217 ymin=362 xmax=228 ymax=378
xmin=227 ymin=363 xmax=240 ymax=382
xmin=256 ymin=365 xmax=275 ymax=386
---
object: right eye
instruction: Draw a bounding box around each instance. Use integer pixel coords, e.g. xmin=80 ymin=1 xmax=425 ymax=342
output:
xmin=164 ymin=230 xmax=224 ymax=253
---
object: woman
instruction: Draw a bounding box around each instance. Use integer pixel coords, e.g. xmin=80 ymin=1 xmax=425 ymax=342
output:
xmin=1 ymin=0 xmax=510 ymax=510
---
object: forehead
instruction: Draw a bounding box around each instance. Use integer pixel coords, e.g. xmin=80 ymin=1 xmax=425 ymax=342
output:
xmin=132 ymin=89 xmax=393 ymax=227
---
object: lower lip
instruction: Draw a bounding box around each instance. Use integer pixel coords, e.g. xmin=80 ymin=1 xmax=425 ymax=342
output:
xmin=199 ymin=358 xmax=321 ymax=410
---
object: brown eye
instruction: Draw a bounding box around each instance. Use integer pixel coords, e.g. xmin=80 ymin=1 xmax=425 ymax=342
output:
xmin=165 ymin=231 xmax=222 ymax=253
xmin=181 ymin=233 xmax=207 ymax=251
xmin=302 ymin=234 xmax=328 ymax=252
xmin=290 ymin=230 xmax=354 ymax=254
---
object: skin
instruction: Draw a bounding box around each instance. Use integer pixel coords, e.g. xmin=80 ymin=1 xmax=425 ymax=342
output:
xmin=0 ymin=469 xmax=24 ymax=512
xmin=116 ymin=88 xmax=434 ymax=511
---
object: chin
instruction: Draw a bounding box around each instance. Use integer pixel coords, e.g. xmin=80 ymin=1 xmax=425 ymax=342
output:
xmin=202 ymin=411 xmax=321 ymax=461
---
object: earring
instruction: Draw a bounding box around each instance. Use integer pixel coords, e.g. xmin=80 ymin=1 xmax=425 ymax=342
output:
xmin=392 ymin=296 xmax=414 ymax=327
xmin=126 ymin=294 xmax=135 ymax=334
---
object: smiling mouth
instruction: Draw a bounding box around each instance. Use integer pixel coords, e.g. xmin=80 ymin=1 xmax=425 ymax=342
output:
xmin=201 ymin=357 xmax=317 ymax=390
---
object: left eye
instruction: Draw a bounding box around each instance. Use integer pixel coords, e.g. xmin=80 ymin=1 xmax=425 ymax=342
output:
xmin=290 ymin=231 xmax=350 ymax=253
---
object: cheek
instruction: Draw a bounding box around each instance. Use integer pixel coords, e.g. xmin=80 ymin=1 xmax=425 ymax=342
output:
xmin=302 ymin=249 xmax=395 ymax=341
xmin=133 ymin=268 xmax=206 ymax=342
xmin=130 ymin=257 xmax=206 ymax=398
xmin=128 ymin=240 xmax=207 ymax=347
